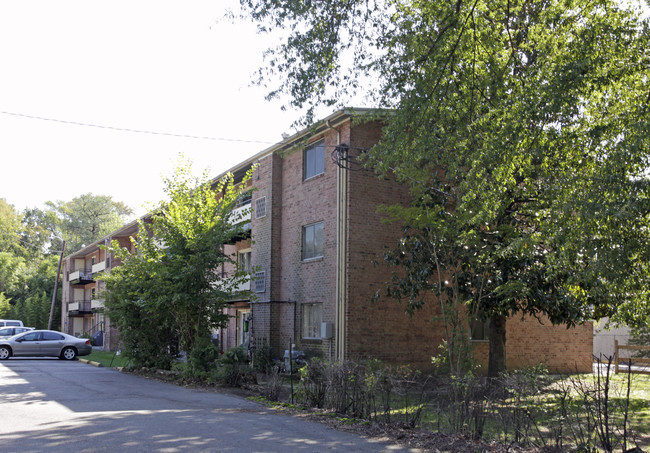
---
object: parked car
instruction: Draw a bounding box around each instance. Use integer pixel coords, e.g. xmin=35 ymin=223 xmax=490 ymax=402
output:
xmin=0 ymin=330 xmax=92 ymax=360
xmin=0 ymin=319 xmax=24 ymax=327
xmin=0 ymin=326 xmax=34 ymax=339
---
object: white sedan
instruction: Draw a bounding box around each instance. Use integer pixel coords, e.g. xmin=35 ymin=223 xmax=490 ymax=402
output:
xmin=0 ymin=330 xmax=92 ymax=360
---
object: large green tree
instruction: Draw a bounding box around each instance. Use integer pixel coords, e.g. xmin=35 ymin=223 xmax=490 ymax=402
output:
xmin=240 ymin=0 xmax=650 ymax=374
xmin=103 ymin=164 xmax=253 ymax=371
xmin=0 ymin=199 xmax=25 ymax=256
xmin=0 ymin=199 xmax=61 ymax=328
xmin=47 ymin=193 xmax=133 ymax=252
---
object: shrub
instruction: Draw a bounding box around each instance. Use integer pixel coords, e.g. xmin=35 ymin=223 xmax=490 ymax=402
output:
xmin=217 ymin=346 xmax=255 ymax=387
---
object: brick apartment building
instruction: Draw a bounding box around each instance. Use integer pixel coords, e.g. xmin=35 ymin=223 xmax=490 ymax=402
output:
xmin=60 ymin=108 xmax=593 ymax=373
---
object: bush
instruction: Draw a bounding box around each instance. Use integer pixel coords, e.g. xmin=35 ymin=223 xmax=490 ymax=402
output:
xmin=217 ymin=346 xmax=256 ymax=387
xmin=185 ymin=334 xmax=219 ymax=377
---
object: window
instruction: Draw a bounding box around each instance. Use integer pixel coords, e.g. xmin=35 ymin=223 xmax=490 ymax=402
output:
xmin=304 ymin=139 xmax=325 ymax=180
xmin=255 ymin=197 xmax=266 ymax=219
xmin=470 ymin=317 xmax=490 ymax=341
xmin=42 ymin=332 xmax=65 ymax=341
xmin=302 ymin=222 xmax=324 ymax=260
xmin=21 ymin=332 xmax=40 ymax=342
xmin=302 ymin=303 xmax=322 ymax=339
xmin=238 ymin=249 xmax=252 ymax=274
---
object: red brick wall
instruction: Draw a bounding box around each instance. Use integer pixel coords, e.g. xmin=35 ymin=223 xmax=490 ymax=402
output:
xmin=344 ymin=121 xmax=445 ymax=369
xmin=506 ymin=316 xmax=593 ymax=373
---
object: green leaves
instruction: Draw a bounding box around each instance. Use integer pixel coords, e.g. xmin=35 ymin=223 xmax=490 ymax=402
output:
xmin=241 ymin=0 xmax=649 ymax=373
xmin=103 ymin=162 xmax=254 ymax=370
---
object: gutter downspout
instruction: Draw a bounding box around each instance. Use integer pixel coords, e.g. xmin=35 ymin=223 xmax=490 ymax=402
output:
xmin=327 ymin=120 xmax=346 ymax=362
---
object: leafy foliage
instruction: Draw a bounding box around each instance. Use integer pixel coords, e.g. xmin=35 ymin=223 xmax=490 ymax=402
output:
xmin=240 ymin=0 xmax=650 ymax=374
xmin=46 ymin=193 xmax=133 ymax=252
xmin=103 ymin=163 xmax=253 ymax=371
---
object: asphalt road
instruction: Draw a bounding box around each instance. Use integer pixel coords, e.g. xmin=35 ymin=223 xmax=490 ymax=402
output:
xmin=0 ymin=359 xmax=419 ymax=453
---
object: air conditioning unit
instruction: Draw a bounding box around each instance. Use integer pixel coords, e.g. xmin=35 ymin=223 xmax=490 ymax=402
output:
xmin=321 ymin=322 xmax=333 ymax=339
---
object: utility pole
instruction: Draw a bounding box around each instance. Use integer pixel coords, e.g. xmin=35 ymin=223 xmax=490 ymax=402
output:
xmin=48 ymin=240 xmax=66 ymax=330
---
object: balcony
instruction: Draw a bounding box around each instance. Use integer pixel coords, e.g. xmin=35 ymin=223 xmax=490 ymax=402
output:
xmin=215 ymin=275 xmax=251 ymax=301
xmin=226 ymin=201 xmax=252 ymax=244
xmin=69 ymin=269 xmax=94 ymax=285
xmin=91 ymin=299 xmax=105 ymax=310
xmin=234 ymin=275 xmax=251 ymax=292
xmin=229 ymin=202 xmax=252 ymax=226
xmin=92 ymin=260 xmax=107 ymax=274
xmin=68 ymin=300 xmax=92 ymax=316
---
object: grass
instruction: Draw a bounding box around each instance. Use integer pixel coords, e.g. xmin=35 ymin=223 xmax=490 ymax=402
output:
xmin=418 ymin=370 xmax=650 ymax=449
xmin=84 ymin=349 xmax=131 ymax=368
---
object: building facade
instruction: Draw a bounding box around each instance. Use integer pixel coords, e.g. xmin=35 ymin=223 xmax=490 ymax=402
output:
xmin=61 ymin=109 xmax=593 ymax=373
xmin=60 ymin=222 xmax=138 ymax=352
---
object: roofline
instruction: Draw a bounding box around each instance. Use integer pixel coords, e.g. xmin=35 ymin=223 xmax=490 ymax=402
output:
xmin=65 ymin=107 xmax=382 ymax=259
xmin=65 ymin=218 xmax=141 ymax=260
xmin=207 ymin=107 xmax=381 ymax=186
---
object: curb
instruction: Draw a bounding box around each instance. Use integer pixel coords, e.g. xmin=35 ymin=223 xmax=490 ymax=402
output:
xmin=79 ymin=358 xmax=103 ymax=367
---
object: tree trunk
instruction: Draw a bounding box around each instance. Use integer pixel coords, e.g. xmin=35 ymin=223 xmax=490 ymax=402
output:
xmin=488 ymin=314 xmax=507 ymax=377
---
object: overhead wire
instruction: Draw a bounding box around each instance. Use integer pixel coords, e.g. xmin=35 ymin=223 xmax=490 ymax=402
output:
xmin=0 ymin=110 xmax=276 ymax=145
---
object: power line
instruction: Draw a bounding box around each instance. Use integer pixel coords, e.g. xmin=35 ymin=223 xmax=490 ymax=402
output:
xmin=0 ymin=110 xmax=275 ymax=145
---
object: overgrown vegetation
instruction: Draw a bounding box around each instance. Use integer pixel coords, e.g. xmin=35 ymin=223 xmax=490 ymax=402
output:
xmin=103 ymin=162 xmax=253 ymax=372
xmin=289 ymin=359 xmax=650 ymax=452
xmin=94 ymin=340 xmax=650 ymax=452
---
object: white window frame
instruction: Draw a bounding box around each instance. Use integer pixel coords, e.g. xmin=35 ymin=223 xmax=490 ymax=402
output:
xmin=303 ymin=139 xmax=325 ymax=180
xmin=302 ymin=303 xmax=323 ymax=339
xmin=302 ymin=221 xmax=324 ymax=260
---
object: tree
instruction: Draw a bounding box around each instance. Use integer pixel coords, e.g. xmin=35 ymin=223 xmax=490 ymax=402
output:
xmin=0 ymin=199 xmax=25 ymax=256
xmin=240 ymin=0 xmax=650 ymax=375
xmin=20 ymin=207 xmax=60 ymax=259
xmin=47 ymin=193 xmax=133 ymax=252
xmin=103 ymin=163 xmax=253 ymax=371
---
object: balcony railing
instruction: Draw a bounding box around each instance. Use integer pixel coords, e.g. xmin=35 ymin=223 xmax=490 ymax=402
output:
xmin=234 ymin=275 xmax=251 ymax=292
xmin=215 ymin=274 xmax=251 ymax=299
xmin=91 ymin=299 xmax=105 ymax=310
xmin=68 ymin=300 xmax=92 ymax=313
xmin=229 ymin=201 xmax=252 ymax=226
xmin=92 ymin=260 xmax=107 ymax=274
xmin=69 ymin=269 xmax=94 ymax=284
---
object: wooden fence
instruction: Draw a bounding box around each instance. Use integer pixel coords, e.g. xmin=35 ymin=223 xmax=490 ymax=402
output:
xmin=614 ymin=340 xmax=650 ymax=374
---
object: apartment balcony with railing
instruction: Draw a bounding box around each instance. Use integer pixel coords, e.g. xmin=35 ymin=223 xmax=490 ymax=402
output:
xmin=67 ymin=299 xmax=92 ymax=316
xmin=91 ymin=298 xmax=105 ymax=311
xmin=92 ymin=259 xmax=108 ymax=275
xmin=230 ymin=197 xmax=252 ymax=226
xmin=68 ymin=268 xmax=95 ymax=285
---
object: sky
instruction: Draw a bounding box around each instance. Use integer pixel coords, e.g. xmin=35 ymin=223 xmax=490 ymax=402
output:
xmin=1 ymin=1 xmax=647 ymax=221
xmin=0 ymin=1 xmax=319 ymax=219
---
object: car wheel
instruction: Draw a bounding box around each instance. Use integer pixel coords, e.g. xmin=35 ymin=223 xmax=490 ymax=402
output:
xmin=0 ymin=346 xmax=11 ymax=360
xmin=61 ymin=347 xmax=77 ymax=360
